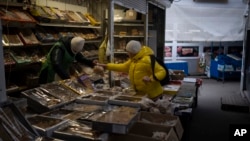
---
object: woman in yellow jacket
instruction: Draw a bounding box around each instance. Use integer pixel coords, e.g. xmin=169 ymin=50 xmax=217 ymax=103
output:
xmin=98 ymin=40 xmax=166 ymax=100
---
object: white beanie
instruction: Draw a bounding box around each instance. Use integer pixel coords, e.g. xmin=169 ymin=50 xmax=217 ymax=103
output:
xmin=126 ymin=40 xmax=141 ymax=54
xmin=71 ymin=37 xmax=85 ymax=54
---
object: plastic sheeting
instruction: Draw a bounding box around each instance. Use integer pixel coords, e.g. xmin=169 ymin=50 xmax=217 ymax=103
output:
xmin=165 ymin=2 xmax=247 ymax=42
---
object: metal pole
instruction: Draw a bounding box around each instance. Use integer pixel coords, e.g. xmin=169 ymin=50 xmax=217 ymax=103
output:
xmin=108 ymin=0 xmax=115 ymax=87
xmin=144 ymin=1 xmax=149 ymax=46
xmin=240 ymin=3 xmax=249 ymax=97
xmin=0 ymin=20 xmax=7 ymax=104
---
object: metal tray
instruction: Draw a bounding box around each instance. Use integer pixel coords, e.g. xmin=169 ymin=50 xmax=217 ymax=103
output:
xmin=76 ymin=94 xmax=110 ymax=106
xmin=76 ymin=110 xmax=107 ymax=126
xmin=94 ymin=90 xmax=120 ymax=97
xmin=35 ymin=137 xmax=64 ymax=141
xmin=92 ymin=106 xmax=139 ymax=134
xmin=42 ymin=109 xmax=75 ymax=119
xmin=21 ymin=88 xmax=67 ymax=113
xmin=108 ymin=95 xmax=142 ymax=108
xmin=52 ymin=120 xmax=105 ymax=141
xmin=0 ymin=102 xmax=39 ymax=140
xmin=60 ymin=79 xmax=89 ymax=97
xmin=40 ymin=82 xmax=81 ymax=102
xmin=42 ymin=109 xmax=89 ymax=121
xmin=27 ymin=115 xmax=68 ymax=137
xmin=62 ymin=102 xmax=104 ymax=113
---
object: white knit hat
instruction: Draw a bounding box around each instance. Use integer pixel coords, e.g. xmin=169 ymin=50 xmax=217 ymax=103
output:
xmin=71 ymin=37 xmax=85 ymax=54
xmin=125 ymin=40 xmax=141 ymax=54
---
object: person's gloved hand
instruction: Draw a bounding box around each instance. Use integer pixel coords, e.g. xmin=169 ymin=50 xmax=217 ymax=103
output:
xmin=143 ymin=76 xmax=151 ymax=82
xmin=92 ymin=60 xmax=99 ymax=65
xmin=93 ymin=66 xmax=105 ymax=76
xmin=96 ymin=63 xmax=107 ymax=68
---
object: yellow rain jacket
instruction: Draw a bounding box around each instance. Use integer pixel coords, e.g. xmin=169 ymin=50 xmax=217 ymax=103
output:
xmin=106 ymin=46 xmax=166 ymax=99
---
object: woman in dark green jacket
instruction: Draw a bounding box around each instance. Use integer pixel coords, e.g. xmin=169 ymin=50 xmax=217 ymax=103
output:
xmin=39 ymin=36 xmax=96 ymax=84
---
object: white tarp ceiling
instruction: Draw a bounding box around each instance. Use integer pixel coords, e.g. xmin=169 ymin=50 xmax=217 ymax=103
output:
xmin=165 ymin=0 xmax=248 ymax=42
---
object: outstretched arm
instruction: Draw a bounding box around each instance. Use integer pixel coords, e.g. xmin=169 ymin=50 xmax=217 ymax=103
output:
xmin=75 ymin=53 xmax=96 ymax=68
xmin=97 ymin=60 xmax=131 ymax=73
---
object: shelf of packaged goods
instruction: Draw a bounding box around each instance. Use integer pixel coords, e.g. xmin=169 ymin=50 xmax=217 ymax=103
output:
xmin=114 ymin=21 xmax=153 ymax=26
xmin=114 ymin=35 xmax=144 ymax=38
xmin=40 ymin=39 xmax=102 ymax=46
xmin=85 ymin=39 xmax=102 ymax=43
xmin=3 ymin=44 xmax=42 ymax=48
xmin=0 ymin=2 xmax=24 ymax=7
xmin=5 ymin=61 xmax=42 ymax=72
xmin=114 ymin=23 xmax=144 ymax=26
xmin=40 ymin=43 xmax=55 ymax=46
xmin=114 ymin=51 xmax=127 ymax=54
xmin=38 ymin=23 xmax=101 ymax=29
xmin=87 ymin=56 xmax=99 ymax=60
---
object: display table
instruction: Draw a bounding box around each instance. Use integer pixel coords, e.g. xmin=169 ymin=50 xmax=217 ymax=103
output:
xmin=165 ymin=61 xmax=189 ymax=75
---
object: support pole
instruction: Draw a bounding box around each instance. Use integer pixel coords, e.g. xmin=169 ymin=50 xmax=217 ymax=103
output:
xmin=0 ymin=20 xmax=7 ymax=104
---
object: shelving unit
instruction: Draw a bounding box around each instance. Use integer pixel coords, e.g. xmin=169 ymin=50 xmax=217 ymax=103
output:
xmin=1 ymin=0 xmax=104 ymax=95
xmin=113 ymin=21 xmax=146 ymax=58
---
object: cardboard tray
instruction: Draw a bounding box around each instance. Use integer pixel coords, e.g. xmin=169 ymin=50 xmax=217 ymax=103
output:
xmin=137 ymin=111 xmax=183 ymax=140
xmin=92 ymin=106 xmax=139 ymax=134
xmin=128 ymin=122 xmax=179 ymax=141
xmin=27 ymin=115 xmax=68 ymax=137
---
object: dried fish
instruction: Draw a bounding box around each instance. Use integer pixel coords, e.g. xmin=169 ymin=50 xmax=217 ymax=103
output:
xmin=39 ymin=87 xmax=50 ymax=94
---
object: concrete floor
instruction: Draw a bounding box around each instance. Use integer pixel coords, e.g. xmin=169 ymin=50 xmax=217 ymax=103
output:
xmin=184 ymin=78 xmax=250 ymax=141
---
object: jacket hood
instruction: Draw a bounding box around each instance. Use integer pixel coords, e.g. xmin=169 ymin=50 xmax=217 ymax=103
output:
xmin=132 ymin=46 xmax=154 ymax=61
xmin=59 ymin=36 xmax=74 ymax=55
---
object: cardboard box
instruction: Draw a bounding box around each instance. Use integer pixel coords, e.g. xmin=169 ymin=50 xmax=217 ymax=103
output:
xmin=125 ymin=9 xmax=137 ymax=20
xmin=170 ymin=70 xmax=185 ymax=80
xmin=107 ymin=133 xmax=159 ymax=141
xmin=92 ymin=107 xmax=139 ymax=134
xmin=129 ymin=122 xmax=179 ymax=141
xmin=163 ymin=84 xmax=181 ymax=95
xmin=137 ymin=112 xmax=183 ymax=140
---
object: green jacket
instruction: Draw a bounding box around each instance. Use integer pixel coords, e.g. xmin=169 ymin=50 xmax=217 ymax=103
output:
xmin=39 ymin=36 xmax=94 ymax=84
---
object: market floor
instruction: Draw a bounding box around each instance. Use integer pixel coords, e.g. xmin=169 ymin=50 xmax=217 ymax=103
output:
xmin=183 ymin=78 xmax=250 ymax=141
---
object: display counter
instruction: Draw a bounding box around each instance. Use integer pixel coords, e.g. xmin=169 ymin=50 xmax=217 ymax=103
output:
xmin=210 ymin=60 xmax=241 ymax=83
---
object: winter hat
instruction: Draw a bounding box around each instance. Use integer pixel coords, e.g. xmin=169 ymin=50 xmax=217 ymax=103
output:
xmin=125 ymin=40 xmax=141 ymax=54
xmin=71 ymin=37 xmax=85 ymax=54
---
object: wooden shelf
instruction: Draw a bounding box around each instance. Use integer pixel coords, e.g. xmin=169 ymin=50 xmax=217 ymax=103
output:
xmin=38 ymin=23 xmax=101 ymax=29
